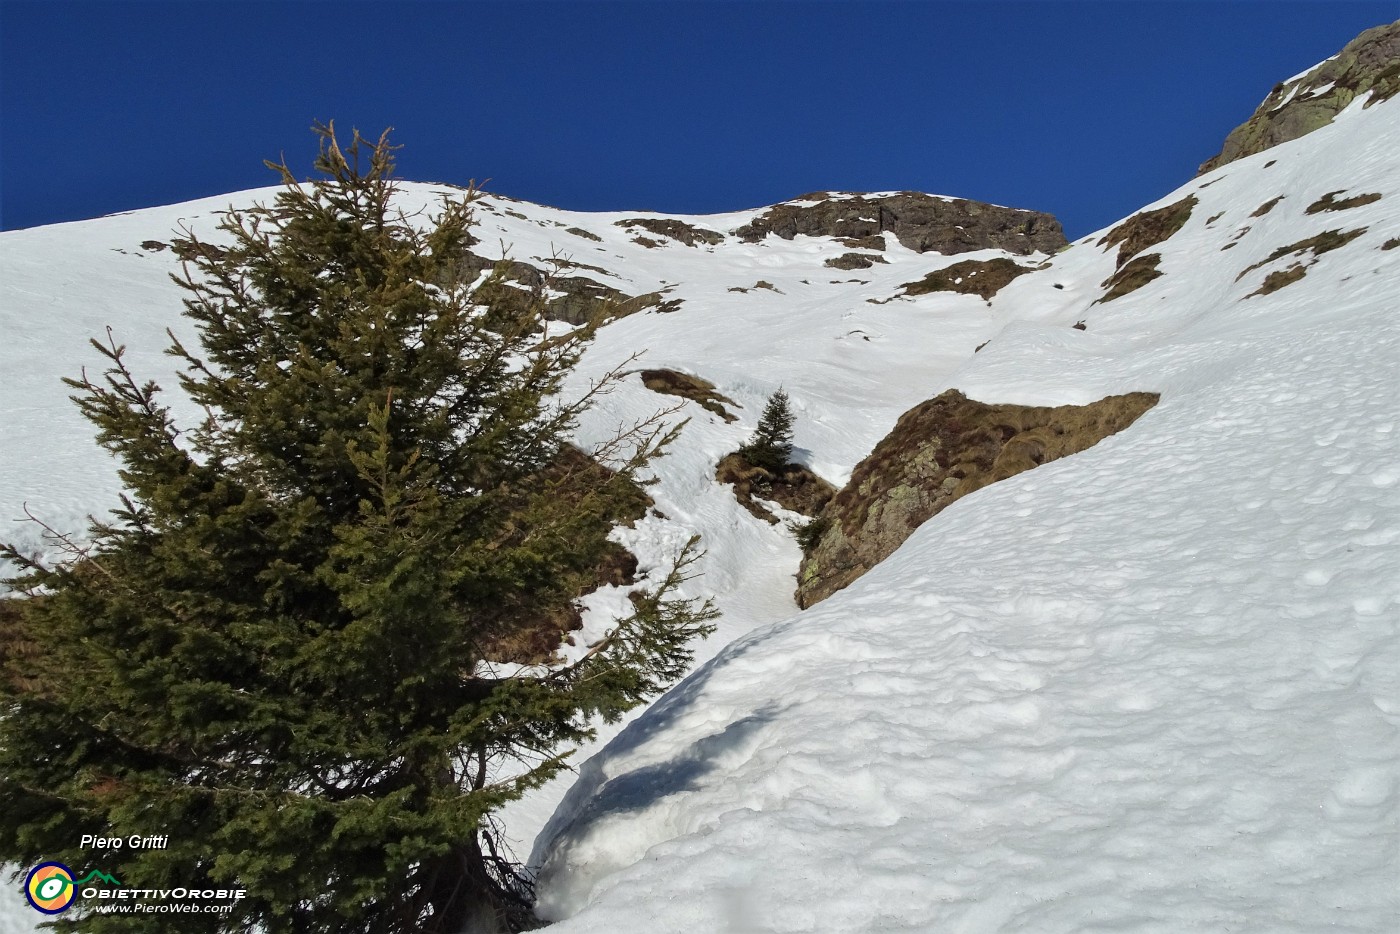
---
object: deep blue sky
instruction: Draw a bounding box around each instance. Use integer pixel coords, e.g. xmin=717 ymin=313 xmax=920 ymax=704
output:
xmin=2 ymin=1 xmax=1396 ymax=238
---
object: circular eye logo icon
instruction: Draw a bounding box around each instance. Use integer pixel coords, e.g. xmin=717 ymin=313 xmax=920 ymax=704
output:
xmin=24 ymin=862 xmax=76 ymax=914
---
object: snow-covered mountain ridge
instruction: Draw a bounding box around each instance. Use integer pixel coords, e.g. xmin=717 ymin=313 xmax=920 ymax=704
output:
xmin=3 ymin=28 xmax=1399 ymax=933
xmin=0 ymin=184 xmax=1062 ymax=572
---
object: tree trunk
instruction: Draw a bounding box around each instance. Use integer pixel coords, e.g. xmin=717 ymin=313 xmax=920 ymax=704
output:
xmin=421 ymin=835 xmax=536 ymax=934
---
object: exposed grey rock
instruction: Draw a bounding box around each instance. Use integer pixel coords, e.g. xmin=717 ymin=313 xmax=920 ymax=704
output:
xmin=795 ymin=389 xmax=1159 ymax=607
xmin=448 ymin=250 xmax=665 ymax=325
xmin=1199 ymin=20 xmax=1400 ymax=174
xmin=824 ymin=252 xmax=888 ymax=270
xmin=733 ymin=191 xmax=1066 ymax=256
xmin=614 ymin=217 xmax=724 ymax=246
xmin=839 ymin=235 xmax=887 ymax=251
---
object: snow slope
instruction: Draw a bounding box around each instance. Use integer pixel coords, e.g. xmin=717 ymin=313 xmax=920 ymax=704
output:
xmin=1 ymin=80 xmax=1397 ymax=934
xmin=0 ymin=172 xmax=1051 ymax=930
xmin=530 ymin=96 xmax=1400 ymax=931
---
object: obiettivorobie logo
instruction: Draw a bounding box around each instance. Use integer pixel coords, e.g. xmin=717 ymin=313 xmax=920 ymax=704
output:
xmin=22 ymin=859 xmax=245 ymax=917
xmin=24 ymin=863 xmax=122 ymax=914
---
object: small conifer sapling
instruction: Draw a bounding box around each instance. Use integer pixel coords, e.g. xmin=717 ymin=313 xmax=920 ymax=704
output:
xmin=740 ymin=389 xmax=796 ymax=471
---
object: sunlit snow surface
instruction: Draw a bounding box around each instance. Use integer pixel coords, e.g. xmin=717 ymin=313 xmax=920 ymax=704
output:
xmin=536 ymin=99 xmax=1400 ymax=930
xmin=1 ymin=91 xmax=1397 ymax=931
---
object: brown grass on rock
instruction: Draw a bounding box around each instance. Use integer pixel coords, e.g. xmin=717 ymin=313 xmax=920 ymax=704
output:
xmin=1251 ymin=196 xmax=1285 ymax=217
xmin=898 ymin=257 xmax=1033 ymax=301
xmin=716 ymin=453 xmax=836 ymax=525
xmin=1236 ymin=227 xmax=1368 ymax=281
xmin=639 ymin=369 xmax=740 ymax=422
xmin=1098 ymin=253 xmax=1164 ymax=303
xmin=1305 ymin=190 xmax=1383 ymax=214
xmin=1247 ymin=264 xmax=1309 ymax=297
xmin=1098 ymin=195 xmax=1197 ymax=268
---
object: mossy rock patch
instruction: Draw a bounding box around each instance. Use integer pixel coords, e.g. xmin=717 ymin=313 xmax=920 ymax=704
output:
xmin=795 ymin=389 xmax=1159 ymax=607
xmin=839 ymin=235 xmax=887 ymax=250
xmin=1247 ymin=264 xmax=1308 ymax=298
xmin=452 ymin=250 xmax=668 ymax=327
xmin=1199 ymin=21 xmax=1400 ymax=173
xmin=543 ymin=256 xmax=614 ymax=277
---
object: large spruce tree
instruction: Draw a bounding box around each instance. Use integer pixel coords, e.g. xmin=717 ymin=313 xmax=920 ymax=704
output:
xmin=0 ymin=126 xmax=714 ymax=933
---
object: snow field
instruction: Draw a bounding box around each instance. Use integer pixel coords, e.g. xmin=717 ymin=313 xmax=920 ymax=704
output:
xmin=531 ymin=96 xmax=1400 ymax=931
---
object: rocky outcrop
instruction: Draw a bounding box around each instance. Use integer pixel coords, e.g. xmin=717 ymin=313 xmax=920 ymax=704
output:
xmin=795 ymin=389 xmax=1159 ymax=607
xmin=614 ymin=217 xmax=725 ymax=246
xmin=1098 ymin=253 xmax=1164 ymax=303
xmin=734 ymin=191 xmax=1066 ymax=256
xmin=1234 ymin=227 xmax=1369 ymax=297
xmin=716 ymin=453 xmax=836 ymax=525
xmin=1304 ymin=190 xmax=1382 ymax=214
xmin=1199 ymin=20 xmax=1400 ymax=174
xmin=639 ymin=369 xmax=740 ymax=422
xmin=898 ymin=257 xmax=1034 ymax=301
xmin=448 ymin=250 xmax=674 ymax=325
xmin=1087 ymin=194 xmax=1199 ymax=304
xmin=1098 ymin=196 xmax=1197 ymax=268
xmin=825 ymin=252 xmax=888 ymax=270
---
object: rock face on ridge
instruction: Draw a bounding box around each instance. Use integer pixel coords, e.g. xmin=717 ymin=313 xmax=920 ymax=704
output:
xmin=448 ymin=250 xmax=673 ymax=326
xmin=1199 ymin=19 xmax=1400 ymax=174
xmin=735 ymin=191 xmax=1067 ymax=256
xmin=795 ymin=389 xmax=1159 ymax=608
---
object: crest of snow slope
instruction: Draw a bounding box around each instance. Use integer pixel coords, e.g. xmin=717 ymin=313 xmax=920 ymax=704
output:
xmin=530 ymin=98 xmax=1400 ymax=931
xmin=0 ymin=183 xmax=1043 ymax=571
